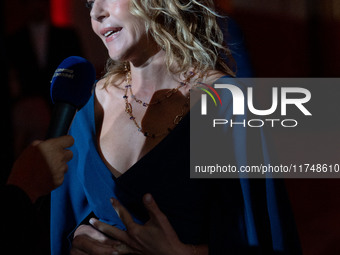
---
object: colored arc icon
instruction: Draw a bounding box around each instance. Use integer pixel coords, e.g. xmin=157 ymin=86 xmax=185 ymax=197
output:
xmin=197 ymin=82 xmax=223 ymax=106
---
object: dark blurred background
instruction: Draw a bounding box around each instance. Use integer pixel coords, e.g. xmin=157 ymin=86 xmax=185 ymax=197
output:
xmin=2 ymin=0 xmax=340 ymax=254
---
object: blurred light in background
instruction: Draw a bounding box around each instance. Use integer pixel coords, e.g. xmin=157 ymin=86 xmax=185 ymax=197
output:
xmin=51 ymin=0 xmax=72 ymax=27
xmin=214 ymin=0 xmax=233 ymax=13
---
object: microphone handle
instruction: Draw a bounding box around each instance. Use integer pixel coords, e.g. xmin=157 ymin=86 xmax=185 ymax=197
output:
xmin=46 ymin=102 xmax=77 ymax=139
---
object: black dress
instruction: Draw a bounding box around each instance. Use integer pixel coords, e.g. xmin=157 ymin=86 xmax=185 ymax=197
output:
xmin=51 ymin=85 xmax=301 ymax=255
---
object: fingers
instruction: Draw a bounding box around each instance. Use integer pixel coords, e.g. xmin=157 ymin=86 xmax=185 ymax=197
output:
xmin=89 ymin=219 xmax=141 ymax=254
xmin=62 ymin=135 xmax=75 ymax=148
xmin=142 ymin=194 xmax=166 ymax=222
xmin=50 ymin=135 xmax=75 ymax=149
xmin=71 ymin=235 xmax=118 ymax=255
xmin=42 ymin=136 xmax=74 ymax=163
xmin=110 ymin=198 xmax=136 ymax=230
xmin=74 ymin=224 xmax=122 ymax=247
xmin=91 ymin=198 xmax=143 ymax=251
xmin=89 ymin=218 xmax=130 ymax=244
xmin=50 ymin=136 xmax=74 ymax=163
xmin=64 ymin=149 xmax=74 ymax=163
xmin=110 ymin=195 xmax=167 ymax=227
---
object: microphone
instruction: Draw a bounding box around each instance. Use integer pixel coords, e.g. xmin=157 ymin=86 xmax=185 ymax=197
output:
xmin=46 ymin=56 xmax=96 ymax=138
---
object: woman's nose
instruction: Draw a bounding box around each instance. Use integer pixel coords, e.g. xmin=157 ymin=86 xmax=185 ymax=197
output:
xmin=90 ymin=0 xmax=109 ymax=22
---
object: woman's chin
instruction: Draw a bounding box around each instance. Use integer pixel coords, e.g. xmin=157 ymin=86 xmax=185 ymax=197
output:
xmin=108 ymin=53 xmax=123 ymax=62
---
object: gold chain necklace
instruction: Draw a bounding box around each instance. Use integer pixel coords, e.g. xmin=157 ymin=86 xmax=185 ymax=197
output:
xmin=123 ymin=71 xmax=192 ymax=138
xmin=126 ymin=70 xmax=195 ymax=107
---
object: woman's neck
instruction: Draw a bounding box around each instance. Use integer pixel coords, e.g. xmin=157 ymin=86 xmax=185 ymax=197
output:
xmin=128 ymin=50 xmax=179 ymax=93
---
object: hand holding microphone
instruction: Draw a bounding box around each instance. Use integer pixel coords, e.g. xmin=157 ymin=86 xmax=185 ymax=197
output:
xmin=2 ymin=57 xmax=95 ymax=254
xmin=7 ymin=56 xmax=96 ymax=202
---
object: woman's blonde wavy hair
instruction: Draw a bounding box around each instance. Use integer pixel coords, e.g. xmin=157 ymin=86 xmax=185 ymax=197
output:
xmin=104 ymin=0 xmax=235 ymax=85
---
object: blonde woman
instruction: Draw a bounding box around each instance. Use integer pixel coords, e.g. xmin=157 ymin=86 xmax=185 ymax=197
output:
xmin=51 ymin=0 xmax=300 ymax=254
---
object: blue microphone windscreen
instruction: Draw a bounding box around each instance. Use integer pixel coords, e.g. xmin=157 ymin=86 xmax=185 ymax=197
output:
xmin=51 ymin=56 xmax=96 ymax=109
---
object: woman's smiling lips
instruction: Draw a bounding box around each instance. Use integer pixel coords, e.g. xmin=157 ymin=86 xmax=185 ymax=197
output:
xmin=100 ymin=27 xmax=123 ymax=43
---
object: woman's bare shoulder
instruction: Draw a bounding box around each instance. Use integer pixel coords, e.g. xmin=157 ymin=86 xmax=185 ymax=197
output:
xmin=94 ymin=78 xmax=108 ymax=104
xmin=95 ymin=76 xmax=125 ymax=105
xmin=95 ymin=78 xmax=107 ymax=90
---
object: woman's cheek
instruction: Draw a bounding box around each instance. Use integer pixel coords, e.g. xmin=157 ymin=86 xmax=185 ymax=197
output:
xmin=91 ymin=20 xmax=100 ymax=38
